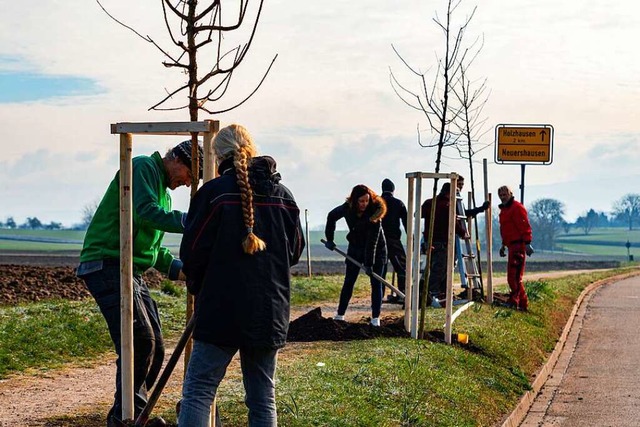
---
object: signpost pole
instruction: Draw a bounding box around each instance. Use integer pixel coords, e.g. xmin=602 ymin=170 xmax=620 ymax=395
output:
xmin=520 ymin=164 xmax=526 ymax=204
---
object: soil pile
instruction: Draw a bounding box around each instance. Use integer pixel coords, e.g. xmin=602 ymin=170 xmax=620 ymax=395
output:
xmin=287 ymin=307 xmax=410 ymax=341
xmin=0 ymin=264 xmax=167 ymax=305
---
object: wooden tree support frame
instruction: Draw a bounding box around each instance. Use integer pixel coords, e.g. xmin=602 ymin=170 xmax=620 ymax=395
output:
xmin=111 ymin=120 xmax=219 ymax=421
xmin=404 ymin=172 xmax=458 ymax=343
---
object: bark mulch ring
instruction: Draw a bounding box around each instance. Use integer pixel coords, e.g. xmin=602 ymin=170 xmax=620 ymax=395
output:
xmin=287 ymin=307 xmax=410 ymax=341
xmin=287 ymin=307 xmax=487 ymax=355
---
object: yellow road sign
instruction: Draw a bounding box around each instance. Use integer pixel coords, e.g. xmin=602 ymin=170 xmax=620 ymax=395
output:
xmin=495 ymin=124 xmax=553 ymax=164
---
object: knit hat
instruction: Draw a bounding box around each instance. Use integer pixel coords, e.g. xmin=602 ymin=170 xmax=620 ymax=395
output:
xmin=381 ymin=178 xmax=395 ymax=192
xmin=172 ymin=140 xmax=204 ymax=178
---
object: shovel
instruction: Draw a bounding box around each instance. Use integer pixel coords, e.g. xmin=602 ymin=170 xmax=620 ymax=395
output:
xmin=321 ymin=239 xmax=405 ymax=299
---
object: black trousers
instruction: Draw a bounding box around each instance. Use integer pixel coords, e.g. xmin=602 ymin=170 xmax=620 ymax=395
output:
xmin=337 ymin=245 xmax=385 ymax=318
xmin=382 ymin=237 xmax=407 ymax=293
xmin=81 ymin=263 xmax=164 ymax=421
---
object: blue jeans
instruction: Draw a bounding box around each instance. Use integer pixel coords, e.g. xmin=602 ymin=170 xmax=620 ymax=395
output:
xmin=79 ymin=260 xmax=164 ymax=422
xmin=179 ymin=340 xmax=278 ymax=427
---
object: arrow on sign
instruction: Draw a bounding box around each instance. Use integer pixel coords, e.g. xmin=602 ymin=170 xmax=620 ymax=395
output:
xmin=540 ymin=130 xmax=546 ymax=141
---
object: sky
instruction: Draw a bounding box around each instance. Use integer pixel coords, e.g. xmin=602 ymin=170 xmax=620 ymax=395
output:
xmin=0 ymin=0 xmax=639 ymax=229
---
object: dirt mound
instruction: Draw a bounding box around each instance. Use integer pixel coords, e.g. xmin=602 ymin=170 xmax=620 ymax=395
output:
xmin=0 ymin=264 xmax=168 ymax=305
xmin=287 ymin=307 xmax=410 ymax=341
xmin=287 ymin=308 xmax=488 ymax=356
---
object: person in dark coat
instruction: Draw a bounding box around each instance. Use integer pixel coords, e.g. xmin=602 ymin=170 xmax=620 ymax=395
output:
xmin=380 ymin=178 xmax=408 ymax=303
xmin=421 ymin=183 xmax=468 ymax=299
xmin=178 ymin=124 xmax=305 ymax=427
xmin=324 ymin=184 xmax=387 ymax=326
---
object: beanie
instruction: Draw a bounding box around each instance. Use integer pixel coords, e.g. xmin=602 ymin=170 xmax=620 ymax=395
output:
xmin=172 ymin=140 xmax=204 ymax=179
xmin=381 ymin=178 xmax=395 ymax=192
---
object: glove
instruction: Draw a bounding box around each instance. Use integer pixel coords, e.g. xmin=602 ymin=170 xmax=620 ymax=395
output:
xmin=499 ymin=245 xmax=506 ymax=257
xmin=481 ymin=201 xmax=490 ymax=211
xmin=525 ymin=243 xmax=534 ymax=256
xmin=363 ymin=265 xmax=373 ymax=276
xmin=324 ymin=240 xmax=336 ymax=250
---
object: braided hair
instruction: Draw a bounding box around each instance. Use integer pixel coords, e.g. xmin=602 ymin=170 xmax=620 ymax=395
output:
xmin=213 ymin=124 xmax=266 ymax=255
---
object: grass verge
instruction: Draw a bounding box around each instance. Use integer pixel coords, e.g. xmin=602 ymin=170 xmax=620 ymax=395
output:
xmin=0 ymin=268 xmax=637 ymax=426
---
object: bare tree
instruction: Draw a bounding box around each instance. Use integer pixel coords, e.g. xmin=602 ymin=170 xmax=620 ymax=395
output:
xmin=390 ymin=0 xmax=477 ymax=175
xmin=612 ymin=194 xmax=640 ymax=230
xmin=452 ymin=63 xmax=490 ymax=204
xmin=97 ymin=0 xmax=276 ymax=186
xmin=81 ymin=200 xmax=101 ymax=230
xmin=576 ymin=209 xmax=599 ymax=235
xmin=529 ymin=198 xmax=565 ymax=251
xmin=389 ymin=0 xmax=479 ymax=337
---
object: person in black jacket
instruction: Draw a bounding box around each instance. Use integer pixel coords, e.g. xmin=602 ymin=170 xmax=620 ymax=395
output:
xmin=178 ymin=124 xmax=305 ymax=427
xmin=324 ymin=184 xmax=387 ymax=326
xmin=380 ymin=178 xmax=408 ymax=304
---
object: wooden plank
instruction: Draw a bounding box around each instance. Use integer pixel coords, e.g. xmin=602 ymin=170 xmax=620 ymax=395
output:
xmin=404 ymin=177 xmax=415 ymax=333
xmin=111 ymin=121 xmax=213 ymax=135
xmin=444 ymin=174 xmax=458 ymax=345
xmin=405 ymin=172 xmax=455 ymax=180
xmin=119 ymin=133 xmax=134 ymax=421
xmin=411 ymin=177 xmax=422 ymax=338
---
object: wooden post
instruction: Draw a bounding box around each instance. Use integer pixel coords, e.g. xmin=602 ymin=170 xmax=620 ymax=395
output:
xmin=404 ymin=177 xmax=415 ymax=332
xmin=486 ymin=193 xmax=494 ymax=304
xmin=202 ymin=120 xmax=218 ymax=182
xmin=410 ymin=177 xmax=422 ymax=338
xmin=305 ymin=210 xmax=311 ymax=277
xmin=119 ymin=133 xmax=134 ymax=421
xmin=202 ymin=120 xmax=219 ymax=427
xmin=483 ymin=159 xmax=493 ymax=304
xmin=444 ymin=174 xmax=458 ymax=345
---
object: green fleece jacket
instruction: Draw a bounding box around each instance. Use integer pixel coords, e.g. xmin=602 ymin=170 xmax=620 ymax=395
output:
xmin=80 ymin=152 xmax=184 ymax=276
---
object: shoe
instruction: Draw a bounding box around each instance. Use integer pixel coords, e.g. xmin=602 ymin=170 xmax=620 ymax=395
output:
xmin=147 ymin=417 xmax=167 ymax=427
xmin=430 ymin=295 xmax=442 ymax=308
xmin=370 ymin=317 xmax=380 ymax=327
xmin=333 ymin=314 xmax=345 ymax=321
xmin=383 ymin=295 xmax=398 ymax=304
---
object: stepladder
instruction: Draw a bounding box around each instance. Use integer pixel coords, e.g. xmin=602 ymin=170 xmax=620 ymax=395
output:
xmin=455 ymin=194 xmax=484 ymax=301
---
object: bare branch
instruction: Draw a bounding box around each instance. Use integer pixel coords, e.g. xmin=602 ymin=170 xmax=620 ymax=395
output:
xmin=202 ymin=54 xmax=277 ymax=114
xmin=96 ymin=0 xmax=152 ymax=43
xmin=149 ymin=82 xmax=190 ymax=111
xmin=163 ymin=0 xmax=188 ymax=21
xmin=100 ymin=0 xmax=275 ymax=119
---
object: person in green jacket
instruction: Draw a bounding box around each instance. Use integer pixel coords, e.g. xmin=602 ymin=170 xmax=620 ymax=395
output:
xmin=77 ymin=140 xmax=202 ymax=427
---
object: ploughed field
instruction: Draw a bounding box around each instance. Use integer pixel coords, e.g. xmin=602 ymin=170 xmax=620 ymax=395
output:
xmin=0 ymin=250 xmax=620 ymax=306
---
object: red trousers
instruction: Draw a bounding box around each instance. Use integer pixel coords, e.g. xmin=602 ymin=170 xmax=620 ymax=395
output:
xmin=507 ymin=243 xmax=528 ymax=310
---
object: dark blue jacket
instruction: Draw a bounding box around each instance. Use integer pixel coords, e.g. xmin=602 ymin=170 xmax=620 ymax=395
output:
xmin=325 ymin=194 xmax=387 ymax=266
xmin=381 ymin=191 xmax=407 ymax=240
xmin=180 ymin=156 xmax=304 ymax=349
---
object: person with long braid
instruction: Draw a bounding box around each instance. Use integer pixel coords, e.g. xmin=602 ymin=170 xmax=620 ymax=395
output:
xmin=178 ymin=124 xmax=305 ymax=426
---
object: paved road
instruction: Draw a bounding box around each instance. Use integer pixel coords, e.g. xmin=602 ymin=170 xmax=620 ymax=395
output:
xmin=521 ymin=275 xmax=640 ymax=427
